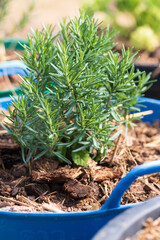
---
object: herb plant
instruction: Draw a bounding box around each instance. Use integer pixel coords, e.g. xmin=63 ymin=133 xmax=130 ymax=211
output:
xmin=0 ymin=0 xmax=10 ymax=24
xmin=2 ymin=11 xmax=151 ymax=167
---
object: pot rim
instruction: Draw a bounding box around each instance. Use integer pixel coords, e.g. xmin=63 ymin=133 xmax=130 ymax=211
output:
xmin=93 ymin=195 xmax=160 ymax=240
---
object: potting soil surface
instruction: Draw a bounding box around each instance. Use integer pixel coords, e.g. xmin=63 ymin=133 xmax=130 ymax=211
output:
xmin=0 ymin=118 xmax=160 ymax=212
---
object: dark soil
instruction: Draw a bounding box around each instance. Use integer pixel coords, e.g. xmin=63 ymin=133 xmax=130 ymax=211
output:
xmin=133 ymin=217 xmax=160 ymax=240
xmin=0 ymin=119 xmax=160 ymax=213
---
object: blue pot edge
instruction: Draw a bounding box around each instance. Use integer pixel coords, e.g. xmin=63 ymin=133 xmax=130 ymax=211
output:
xmin=138 ymin=96 xmax=160 ymax=104
xmin=1 ymin=96 xmax=159 ymax=106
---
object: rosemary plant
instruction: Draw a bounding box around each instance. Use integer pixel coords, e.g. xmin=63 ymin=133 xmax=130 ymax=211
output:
xmin=2 ymin=11 xmax=152 ymax=167
xmin=0 ymin=0 xmax=10 ymax=23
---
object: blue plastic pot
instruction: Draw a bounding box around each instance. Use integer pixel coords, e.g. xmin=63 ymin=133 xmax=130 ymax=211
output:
xmin=0 ymin=60 xmax=28 ymax=77
xmin=0 ymin=38 xmax=29 ymax=98
xmin=0 ymin=97 xmax=160 ymax=240
xmin=0 ymin=60 xmax=29 ymax=98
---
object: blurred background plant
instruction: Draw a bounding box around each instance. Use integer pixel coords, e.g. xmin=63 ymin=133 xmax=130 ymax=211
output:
xmin=0 ymin=0 xmax=11 ymax=24
xmin=11 ymin=0 xmax=35 ymax=34
xmin=0 ymin=0 xmax=35 ymax=61
xmin=0 ymin=0 xmax=11 ymax=60
xmin=82 ymin=0 xmax=160 ymax=53
xmin=0 ymin=0 xmax=35 ymax=36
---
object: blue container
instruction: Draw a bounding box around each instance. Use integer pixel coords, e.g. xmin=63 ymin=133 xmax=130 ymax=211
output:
xmin=3 ymin=38 xmax=28 ymax=51
xmin=0 ymin=60 xmax=29 ymax=98
xmin=0 ymin=38 xmax=29 ymax=98
xmin=0 ymin=60 xmax=29 ymax=77
xmin=0 ymin=97 xmax=160 ymax=240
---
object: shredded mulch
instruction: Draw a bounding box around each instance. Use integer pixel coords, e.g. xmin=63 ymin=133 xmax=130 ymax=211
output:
xmin=0 ymin=119 xmax=160 ymax=213
xmin=132 ymin=217 xmax=160 ymax=240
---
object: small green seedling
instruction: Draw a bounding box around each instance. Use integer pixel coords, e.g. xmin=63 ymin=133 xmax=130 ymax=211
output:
xmin=2 ymin=10 xmax=152 ymax=167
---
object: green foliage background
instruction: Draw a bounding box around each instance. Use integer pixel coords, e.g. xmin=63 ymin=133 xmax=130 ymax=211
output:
xmin=82 ymin=0 xmax=160 ymax=52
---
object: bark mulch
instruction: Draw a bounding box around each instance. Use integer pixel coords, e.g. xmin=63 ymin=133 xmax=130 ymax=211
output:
xmin=131 ymin=217 xmax=160 ymax=240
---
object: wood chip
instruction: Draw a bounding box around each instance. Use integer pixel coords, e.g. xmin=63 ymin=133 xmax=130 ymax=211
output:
xmin=32 ymin=166 xmax=83 ymax=183
xmin=42 ymin=202 xmax=64 ymax=213
xmin=121 ymin=110 xmax=153 ymax=120
xmin=0 ymin=195 xmax=29 ymax=207
xmin=63 ymin=179 xmax=91 ymax=199
xmin=0 ymin=141 xmax=19 ymax=149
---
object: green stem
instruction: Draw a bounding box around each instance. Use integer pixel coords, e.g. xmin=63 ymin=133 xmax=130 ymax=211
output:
xmin=106 ymin=95 xmax=112 ymax=110
xmin=71 ymin=89 xmax=84 ymax=128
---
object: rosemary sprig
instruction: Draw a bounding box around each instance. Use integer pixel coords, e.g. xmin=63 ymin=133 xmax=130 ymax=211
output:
xmin=2 ymin=10 xmax=152 ymax=167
